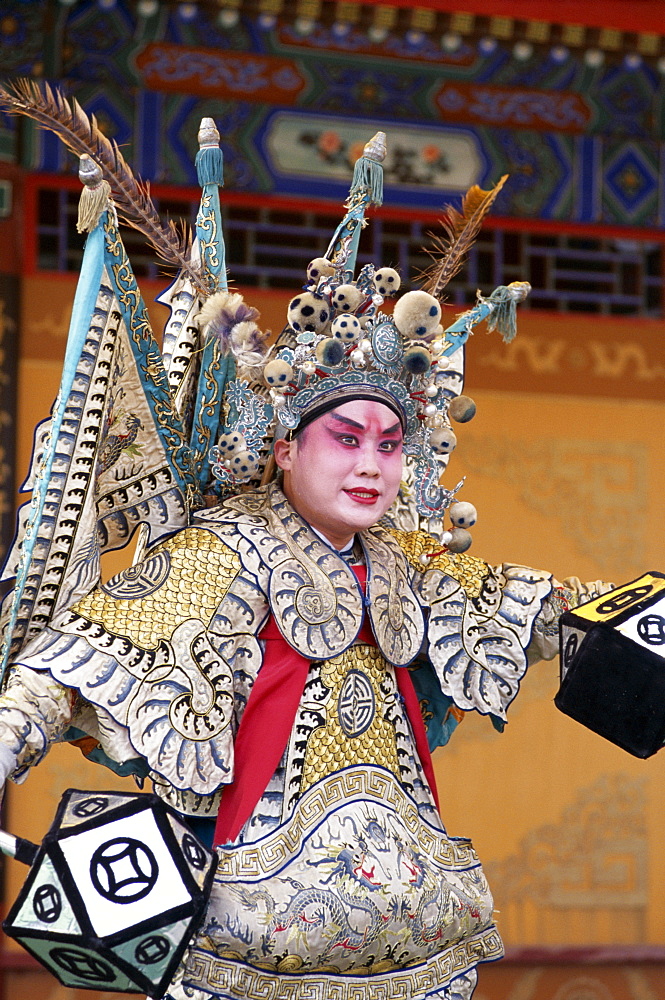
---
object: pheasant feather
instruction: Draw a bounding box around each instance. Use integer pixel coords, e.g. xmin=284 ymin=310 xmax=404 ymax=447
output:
xmin=0 ymin=78 xmax=204 ymax=291
xmin=418 ymin=175 xmax=508 ymax=299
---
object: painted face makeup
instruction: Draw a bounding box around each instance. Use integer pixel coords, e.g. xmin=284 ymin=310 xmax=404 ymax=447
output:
xmin=275 ymin=399 xmax=404 ymax=550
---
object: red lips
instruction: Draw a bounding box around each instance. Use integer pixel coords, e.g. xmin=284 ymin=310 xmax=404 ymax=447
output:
xmin=344 ymin=488 xmax=380 ymax=504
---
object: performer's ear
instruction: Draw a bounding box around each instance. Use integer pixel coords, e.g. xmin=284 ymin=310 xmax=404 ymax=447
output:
xmin=273 ymin=436 xmax=294 ymax=471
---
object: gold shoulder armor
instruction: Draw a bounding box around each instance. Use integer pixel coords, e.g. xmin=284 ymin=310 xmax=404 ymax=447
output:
xmin=386 ymin=528 xmax=489 ymax=599
xmin=71 ymin=526 xmax=241 ymax=650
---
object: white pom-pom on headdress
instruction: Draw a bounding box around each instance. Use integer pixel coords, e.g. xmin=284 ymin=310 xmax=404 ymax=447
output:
xmin=307 ymin=257 xmax=335 ymax=285
xmin=332 ymin=283 xmax=364 ymax=313
xmin=197 ymin=290 xmax=245 ymax=332
xmin=198 ymin=290 xmax=267 ymax=365
xmin=393 ymin=290 xmax=442 ymax=339
xmin=373 ymin=267 xmax=401 ymax=297
xmin=287 ymin=292 xmax=331 ymax=333
xmin=230 ymin=320 xmax=268 ymax=369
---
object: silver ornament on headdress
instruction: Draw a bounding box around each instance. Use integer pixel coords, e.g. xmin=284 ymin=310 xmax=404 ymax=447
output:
xmin=78 ymin=153 xmax=104 ymax=188
xmin=76 ymin=154 xmax=112 ymax=234
xmin=198 ymin=117 xmax=220 ymax=148
xmin=362 ymin=131 xmax=387 ymax=163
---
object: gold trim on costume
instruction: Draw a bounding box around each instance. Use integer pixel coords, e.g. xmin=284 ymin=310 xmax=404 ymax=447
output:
xmin=184 ymin=926 xmax=503 ymax=999
xmin=216 ymin=767 xmax=479 ymax=879
xmin=387 ymin=528 xmax=489 ymax=599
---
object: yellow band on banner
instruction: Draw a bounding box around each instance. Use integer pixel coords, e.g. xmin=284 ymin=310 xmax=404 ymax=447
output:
xmin=573 ymin=573 xmax=665 ymax=622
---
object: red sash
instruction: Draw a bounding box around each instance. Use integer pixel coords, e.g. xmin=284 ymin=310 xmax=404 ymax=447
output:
xmin=213 ymin=565 xmax=439 ymax=846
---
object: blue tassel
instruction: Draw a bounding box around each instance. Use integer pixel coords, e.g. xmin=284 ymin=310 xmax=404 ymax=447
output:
xmin=350 ymin=154 xmax=383 ymax=207
xmin=195 ymin=145 xmax=224 ymax=188
xmin=485 ymin=285 xmax=519 ymax=343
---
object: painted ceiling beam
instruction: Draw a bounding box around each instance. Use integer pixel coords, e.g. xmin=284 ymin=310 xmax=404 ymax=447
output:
xmin=357 ymin=0 xmax=665 ymax=35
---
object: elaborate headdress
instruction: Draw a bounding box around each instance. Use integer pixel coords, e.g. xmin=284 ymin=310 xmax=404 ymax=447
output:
xmin=199 ymin=130 xmax=529 ymax=521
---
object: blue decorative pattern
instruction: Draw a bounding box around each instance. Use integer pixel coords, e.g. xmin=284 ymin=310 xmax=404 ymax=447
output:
xmin=0 ymin=0 xmax=662 ymax=228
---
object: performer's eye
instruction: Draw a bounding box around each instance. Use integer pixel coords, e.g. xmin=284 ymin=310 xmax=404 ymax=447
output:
xmin=379 ymin=440 xmax=399 ymax=452
xmin=339 ymin=435 xmax=358 ymax=447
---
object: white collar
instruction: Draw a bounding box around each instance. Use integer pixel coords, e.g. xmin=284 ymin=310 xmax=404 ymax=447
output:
xmin=309 ymin=525 xmax=356 ymax=559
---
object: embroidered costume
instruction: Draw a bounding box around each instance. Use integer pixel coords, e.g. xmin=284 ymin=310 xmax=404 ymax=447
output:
xmin=0 ymin=91 xmax=614 ymax=1000
xmin=0 ymin=484 xmax=605 ymax=999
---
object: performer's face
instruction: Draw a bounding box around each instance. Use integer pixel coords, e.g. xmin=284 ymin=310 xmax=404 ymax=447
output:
xmin=274 ymin=399 xmax=404 ymax=549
